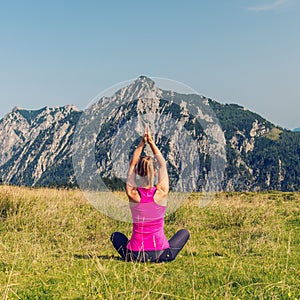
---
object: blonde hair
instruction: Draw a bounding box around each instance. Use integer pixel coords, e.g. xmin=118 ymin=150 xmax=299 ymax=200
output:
xmin=136 ymin=156 xmax=155 ymax=187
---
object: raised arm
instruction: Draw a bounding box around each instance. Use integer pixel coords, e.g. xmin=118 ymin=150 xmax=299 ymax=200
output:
xmin=126 ymin=134 xmax=146 ymax=202
xmin=146 ymin=130 xmax=169 ymax=198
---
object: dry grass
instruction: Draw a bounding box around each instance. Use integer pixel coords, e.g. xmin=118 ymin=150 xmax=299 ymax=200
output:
xmin=0 ymin=186 xmax=299 ymax=299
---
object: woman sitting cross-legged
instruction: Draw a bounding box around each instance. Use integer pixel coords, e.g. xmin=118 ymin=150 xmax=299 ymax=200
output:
xmin=110 ymin=126 xmax=190 ymax=262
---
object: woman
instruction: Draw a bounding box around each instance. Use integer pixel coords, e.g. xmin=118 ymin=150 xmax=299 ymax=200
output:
xmin=110 ymin=126 xmax=190 ymax=262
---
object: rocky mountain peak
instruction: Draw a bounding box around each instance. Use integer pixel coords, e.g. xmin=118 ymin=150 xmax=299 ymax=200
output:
xmin=112 ymin=75 xmax=162 ymax=103
xmin=136 ymin=75 xmax=155 ymax=86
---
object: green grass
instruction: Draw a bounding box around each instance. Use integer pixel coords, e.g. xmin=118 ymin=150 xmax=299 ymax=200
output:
xmin=0 ymin=186 xmax=299 ymax=299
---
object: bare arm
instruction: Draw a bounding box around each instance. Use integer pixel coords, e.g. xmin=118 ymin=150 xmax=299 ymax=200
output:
xmin=146 ymin=132 xmax=169 ymax=197
xmin=126 ymin=136 xmax=145 ymax=202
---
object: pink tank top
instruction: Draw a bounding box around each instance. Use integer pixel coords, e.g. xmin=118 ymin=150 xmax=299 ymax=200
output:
xmin=126 ymin=186 xmax=170 ymax=251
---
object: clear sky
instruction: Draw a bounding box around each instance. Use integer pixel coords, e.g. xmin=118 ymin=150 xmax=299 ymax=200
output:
xmin=0 ymin=0 xmax=299 ymax=129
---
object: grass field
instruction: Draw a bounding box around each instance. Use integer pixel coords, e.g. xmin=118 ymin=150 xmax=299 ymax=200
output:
xmin=0 ymin=185 xmax=299 ymax=299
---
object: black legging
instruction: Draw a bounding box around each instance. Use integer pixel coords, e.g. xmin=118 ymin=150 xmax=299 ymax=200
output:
xmin=110 ymin=229 xmax=190 ymax=263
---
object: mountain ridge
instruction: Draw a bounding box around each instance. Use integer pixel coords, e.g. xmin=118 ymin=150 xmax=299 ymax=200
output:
xmin=0 ymin=76 xmax=299 ymax=191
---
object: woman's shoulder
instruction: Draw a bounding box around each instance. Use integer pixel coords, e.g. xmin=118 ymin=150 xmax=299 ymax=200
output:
xmin=153 ymin=184 xmax=168 ymax=204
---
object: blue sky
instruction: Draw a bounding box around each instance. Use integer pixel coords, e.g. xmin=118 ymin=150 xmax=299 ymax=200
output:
xmin=0 ymin=0 xmax=299 ymax=129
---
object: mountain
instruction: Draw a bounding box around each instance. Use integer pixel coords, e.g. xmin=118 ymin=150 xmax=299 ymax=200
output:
xmin=0 ymin=76 xmax=299 ymax=191
xmin=293 ymin=127 xmax=300 ymax=132
xmin=0 ymin=105 xmax=81 ymax=186
xmin=209 ymin=102 xmax=300 ymax=191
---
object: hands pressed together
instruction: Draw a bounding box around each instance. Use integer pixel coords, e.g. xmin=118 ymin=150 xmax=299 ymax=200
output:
xmin=134 ymin=124 xmax=161 ymax=159
xmin=140 ymin=124 xmax=154 ymax=146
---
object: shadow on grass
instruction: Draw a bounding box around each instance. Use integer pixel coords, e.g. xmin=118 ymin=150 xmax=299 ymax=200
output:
xmin=74 ymin=254 xmax=123 ymax=261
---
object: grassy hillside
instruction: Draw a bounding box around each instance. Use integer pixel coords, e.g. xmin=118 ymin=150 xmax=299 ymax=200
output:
xmin=0 ymin=186 xmax=299 ymax=299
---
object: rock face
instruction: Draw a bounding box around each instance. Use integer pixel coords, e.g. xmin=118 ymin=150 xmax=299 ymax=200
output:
xmin=0 ymin=76 xmax=299 ymax=191
xmin=210 ymin=102 xmax=300 ymax=191
xmin=0 ymin=105 xmax=81 ymax=186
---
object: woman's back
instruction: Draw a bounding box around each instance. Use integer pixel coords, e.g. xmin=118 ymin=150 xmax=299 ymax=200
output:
xmin=127 ymin=186 xmax=170 ymax=252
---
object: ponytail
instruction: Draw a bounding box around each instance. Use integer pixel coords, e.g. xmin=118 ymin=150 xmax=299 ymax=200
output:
xmin=136 ymin=156 xmax=155 ymax=187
